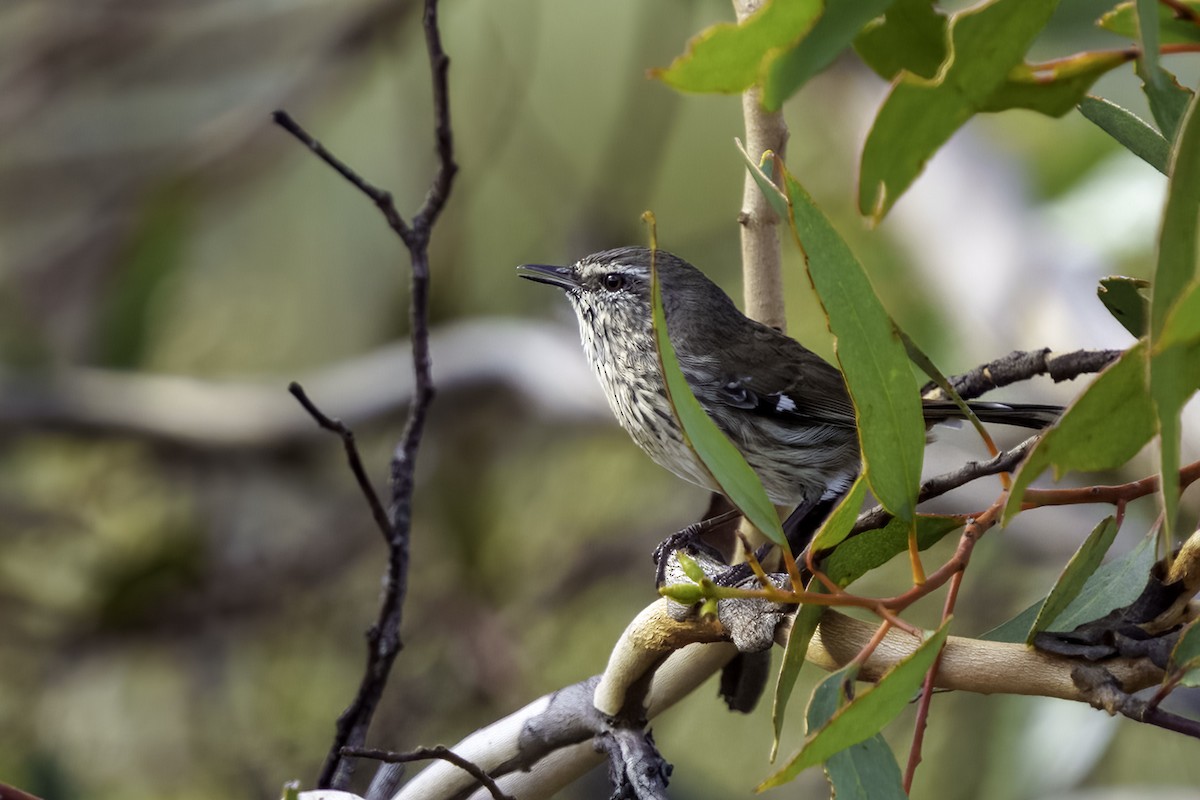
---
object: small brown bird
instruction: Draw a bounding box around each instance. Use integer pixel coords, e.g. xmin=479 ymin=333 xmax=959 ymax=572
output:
xmin=519 ymin=246 xmax=1059 ymax=512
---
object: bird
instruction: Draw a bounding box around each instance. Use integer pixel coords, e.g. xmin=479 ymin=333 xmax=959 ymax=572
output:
xmin=518 ymin=246 xmax=1060 ymax=515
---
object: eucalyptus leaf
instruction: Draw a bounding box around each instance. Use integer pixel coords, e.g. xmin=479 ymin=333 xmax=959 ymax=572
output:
xmin=1097 ymin=275 xmax=1152 ymax=336
xmin=651 ymin=0 xmax=823 ymax=94
xmin=807 ymin=668 xmax=907 ymax=800
xmin=650 ymin=252 xmax=787 ymax=546
xmin=772 ymin=596 xmax=826 ymax=759
xmin=761 ymin=0 xmax=896 ymax=110
xmin=859 ymin=0 xmax=1060 ymax=219
xmin=760 ymin=621 xmax=950 ymax=788
xmin=1079 ymin=97 xmax=1170 ymax=174
xmin=854 ymin=0 xmax=948 ymax=80
xmin=1026 ymin=516 xmax=1120 ymax=642
xmin=780 ymin=168 xmax=924 ymax=523
xmin=1149 ymin=88 xmax=1200 ymax=542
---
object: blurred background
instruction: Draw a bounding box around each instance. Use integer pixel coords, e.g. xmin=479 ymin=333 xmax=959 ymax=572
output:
xmin=2 ymin=1 xmax=1199 ymax=798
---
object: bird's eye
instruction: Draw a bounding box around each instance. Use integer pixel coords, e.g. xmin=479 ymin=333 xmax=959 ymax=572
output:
xmin=601 ymin=272 xmax=626 ymax=292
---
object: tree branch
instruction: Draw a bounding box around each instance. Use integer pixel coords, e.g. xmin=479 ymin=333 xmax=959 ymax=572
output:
xmin=275 ymin=0 xmax=457 ymax=789
xmin=732 ymin=0 xmax=788 ymax=330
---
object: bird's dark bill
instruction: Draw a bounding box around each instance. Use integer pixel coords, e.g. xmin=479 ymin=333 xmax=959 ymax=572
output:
xmin=517 ymin=263 xmax=579 ymax=290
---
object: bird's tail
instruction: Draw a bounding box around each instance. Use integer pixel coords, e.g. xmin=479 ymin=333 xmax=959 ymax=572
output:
xmin=922 ymin=401 xmax=1062 ymax=430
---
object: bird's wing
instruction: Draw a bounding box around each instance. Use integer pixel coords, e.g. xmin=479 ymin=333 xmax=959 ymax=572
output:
xmin=713 ymin=325 xmax=858 ymax=429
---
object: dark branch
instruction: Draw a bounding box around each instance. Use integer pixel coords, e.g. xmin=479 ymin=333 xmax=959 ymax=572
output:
xmin=288 ymin=382 xmax=392 ymax=542
xmin=849 ymin=440 xmax=1035 ymax=536
xmin=277 ymin=0 xmax=457 ymax=790
xmin=1072 ymin=664 xmax=1200 ymax=740
xmin=343 ymin=746 xmax=515 ymax=800
xmin=922 ymin=348 xmax=1121 ymax=400
xmin=271 ymin=110 xmax=413 ymax=244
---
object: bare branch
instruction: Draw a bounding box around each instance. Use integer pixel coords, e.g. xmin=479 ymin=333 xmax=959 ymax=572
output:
xmin=344 ymin=746 xmax=515 ymax=800
xmin=922 ymin=348 xmax=1122 ymax=401
xmin=288 ymin=382 xmax=393 ymax=544
xmin=275 ymin=0 xmax=458 ymax=789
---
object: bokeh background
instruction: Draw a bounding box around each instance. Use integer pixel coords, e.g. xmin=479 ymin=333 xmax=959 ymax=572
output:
xmin=2 ymin=1 xmax=1200 ymax=798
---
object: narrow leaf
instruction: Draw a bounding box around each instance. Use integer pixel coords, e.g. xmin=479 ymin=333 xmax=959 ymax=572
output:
xmin=859 ymin=0 xmax=1060 ymax=219
xmin=1135 ymin=0 xmax=1194 ymax=140
xmin=1026 ymin=516 xmax=1121 ymax=642
xmin=982 ymin=50 xmax=1132 ymax=117
xmin=807 ymin=669 xmax=907 ymax=800
xmin=651 ymin=253 xmax=787 ymax=546
xmin=1159 ymin=279 xmax=1200 ymax=349
xmin=1004 ymin=342 xmax=1155 ymax=522
xmin=1079 ymin=97 xmax=1170 ymax=174
xmin=1097 ymin=275 xmax=1152 ymax=337
xmin=1100 ymin=1 xmax=1200 ymax=44
xmin=780 ymin=167 xmax=925 ymax=523
xmin=772 ymin=595 xmax=825 ymax=759
xmin=810 ymin=474 xmax=868 ymax=553
xmin=651 ymin=0 xmax=823 ymax=94
xmin=1150 ymin=88 xmax=1200 ymax=542
xmin=824 ymin=515 xmax=963 ymax=587
xmin=760 ymin=621 xmax=951 ymax=789
xmin=854 ymin=0 xmax=948 ymax=81
xmin=983 ymin=531 xmax=1157 ymax=642
xmin=761 ymin=0 xmax=896 ymax=111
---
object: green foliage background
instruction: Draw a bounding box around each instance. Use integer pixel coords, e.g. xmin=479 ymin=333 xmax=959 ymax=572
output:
xmin=1 ymin=1 xmax=1199 ymax=798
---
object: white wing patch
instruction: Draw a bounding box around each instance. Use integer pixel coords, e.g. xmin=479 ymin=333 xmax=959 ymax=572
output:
xmin=775 ymin=394 xmax=797 ymax=413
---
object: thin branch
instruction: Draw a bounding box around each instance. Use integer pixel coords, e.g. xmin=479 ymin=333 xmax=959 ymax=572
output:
xmin=922 ymin=348 xmax=1120 ymax=400
xmin=276 ymin=0 xmax=457 ymax=789
xmin=288 ymin=382 xmax=393 ymax=541
xmin=271 ymin=110 xmax=413 ymax=244
xmin=1072 ymin=664 xmax=1200 ymax=740
xmin=848 ymin=440 xmax=1035 ymax=536
xmin=343 ymin=746 xmax=515 ymax=800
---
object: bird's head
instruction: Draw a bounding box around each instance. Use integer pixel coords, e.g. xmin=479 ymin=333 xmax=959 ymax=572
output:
xmin=517 ymin=246 xmax=657 ymax=331
xmin=517 ymin=246 xmax=735 ymax=337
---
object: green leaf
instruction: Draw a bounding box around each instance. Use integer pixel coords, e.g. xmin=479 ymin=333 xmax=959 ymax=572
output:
xmin=1135 ymin=0 xmax=1195 ymax=140
xmin=1169 ymin=617 xmax=1200 ymax=687
xmin=1150 ymin=88 xmax=1200 ymax=542
xmin=1048 ymin=531 xmax=1157 ymax=632
xmin=650 ymin=253 xmax=787 ymax=546
xmin=982 ymin=531 xmax=1157 ymax=642
xmin=1079 ymin=97 xmax=1170 ymax=174
xmin=760 ymin=620 xmax=951 ymax=789
xmin=1026 ymin=516 xmax=1121 ymax=643
xmin=761 ymin=0 xmax=896 ymax=111
xmin=1004 ymin=342 xmax=1156 ymax=523
xmin=1097 ymin=275 xmax=1152 ymax=336
xmin=810 ymin=474 xmax=868 ymax=553
xmin=859 ymin=0 xmax=1060 ymax=219
xmin=778 ymin=167 xmax=925 ymax=523
xmin=772 ymin=595 xmax=826 ymax=760
xmin=651 ymin=0 xmax=824 ymax=94
xmin=806 ymin=669 xmax=908 ymax=800
xmin=854 ymin=0 xmax=948 ymax=80
xmin=900 ymin=329 xmax=992 ymax=443
xmin=824 ymin=515 xmax=963 ymax=587
xmin=1100 ymin=0 xmax=1200 ymax=44
xmin=1159 ymin=279 xmax=1200 ymax=349
xmin=981 ymin=50 xmax=1132 ymax=117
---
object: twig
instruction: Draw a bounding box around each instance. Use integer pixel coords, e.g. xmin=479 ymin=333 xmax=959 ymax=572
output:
xmin=849 ymin=440 xmax=1034 ymax=536
xmin=922 ymin=348 xmax=1120 ymax=400
xmin=288 ymin=383 xmax=393 ymax=541
xmin=904 ymin=569 xmax=962 ymax=791
xmin=276 ymin=0 xmax=457 ymax=789
xmin=343 ymin=746 xmax=515 ymax=800
xmin=1072 ymin=664 xmax=1200 ymax=740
